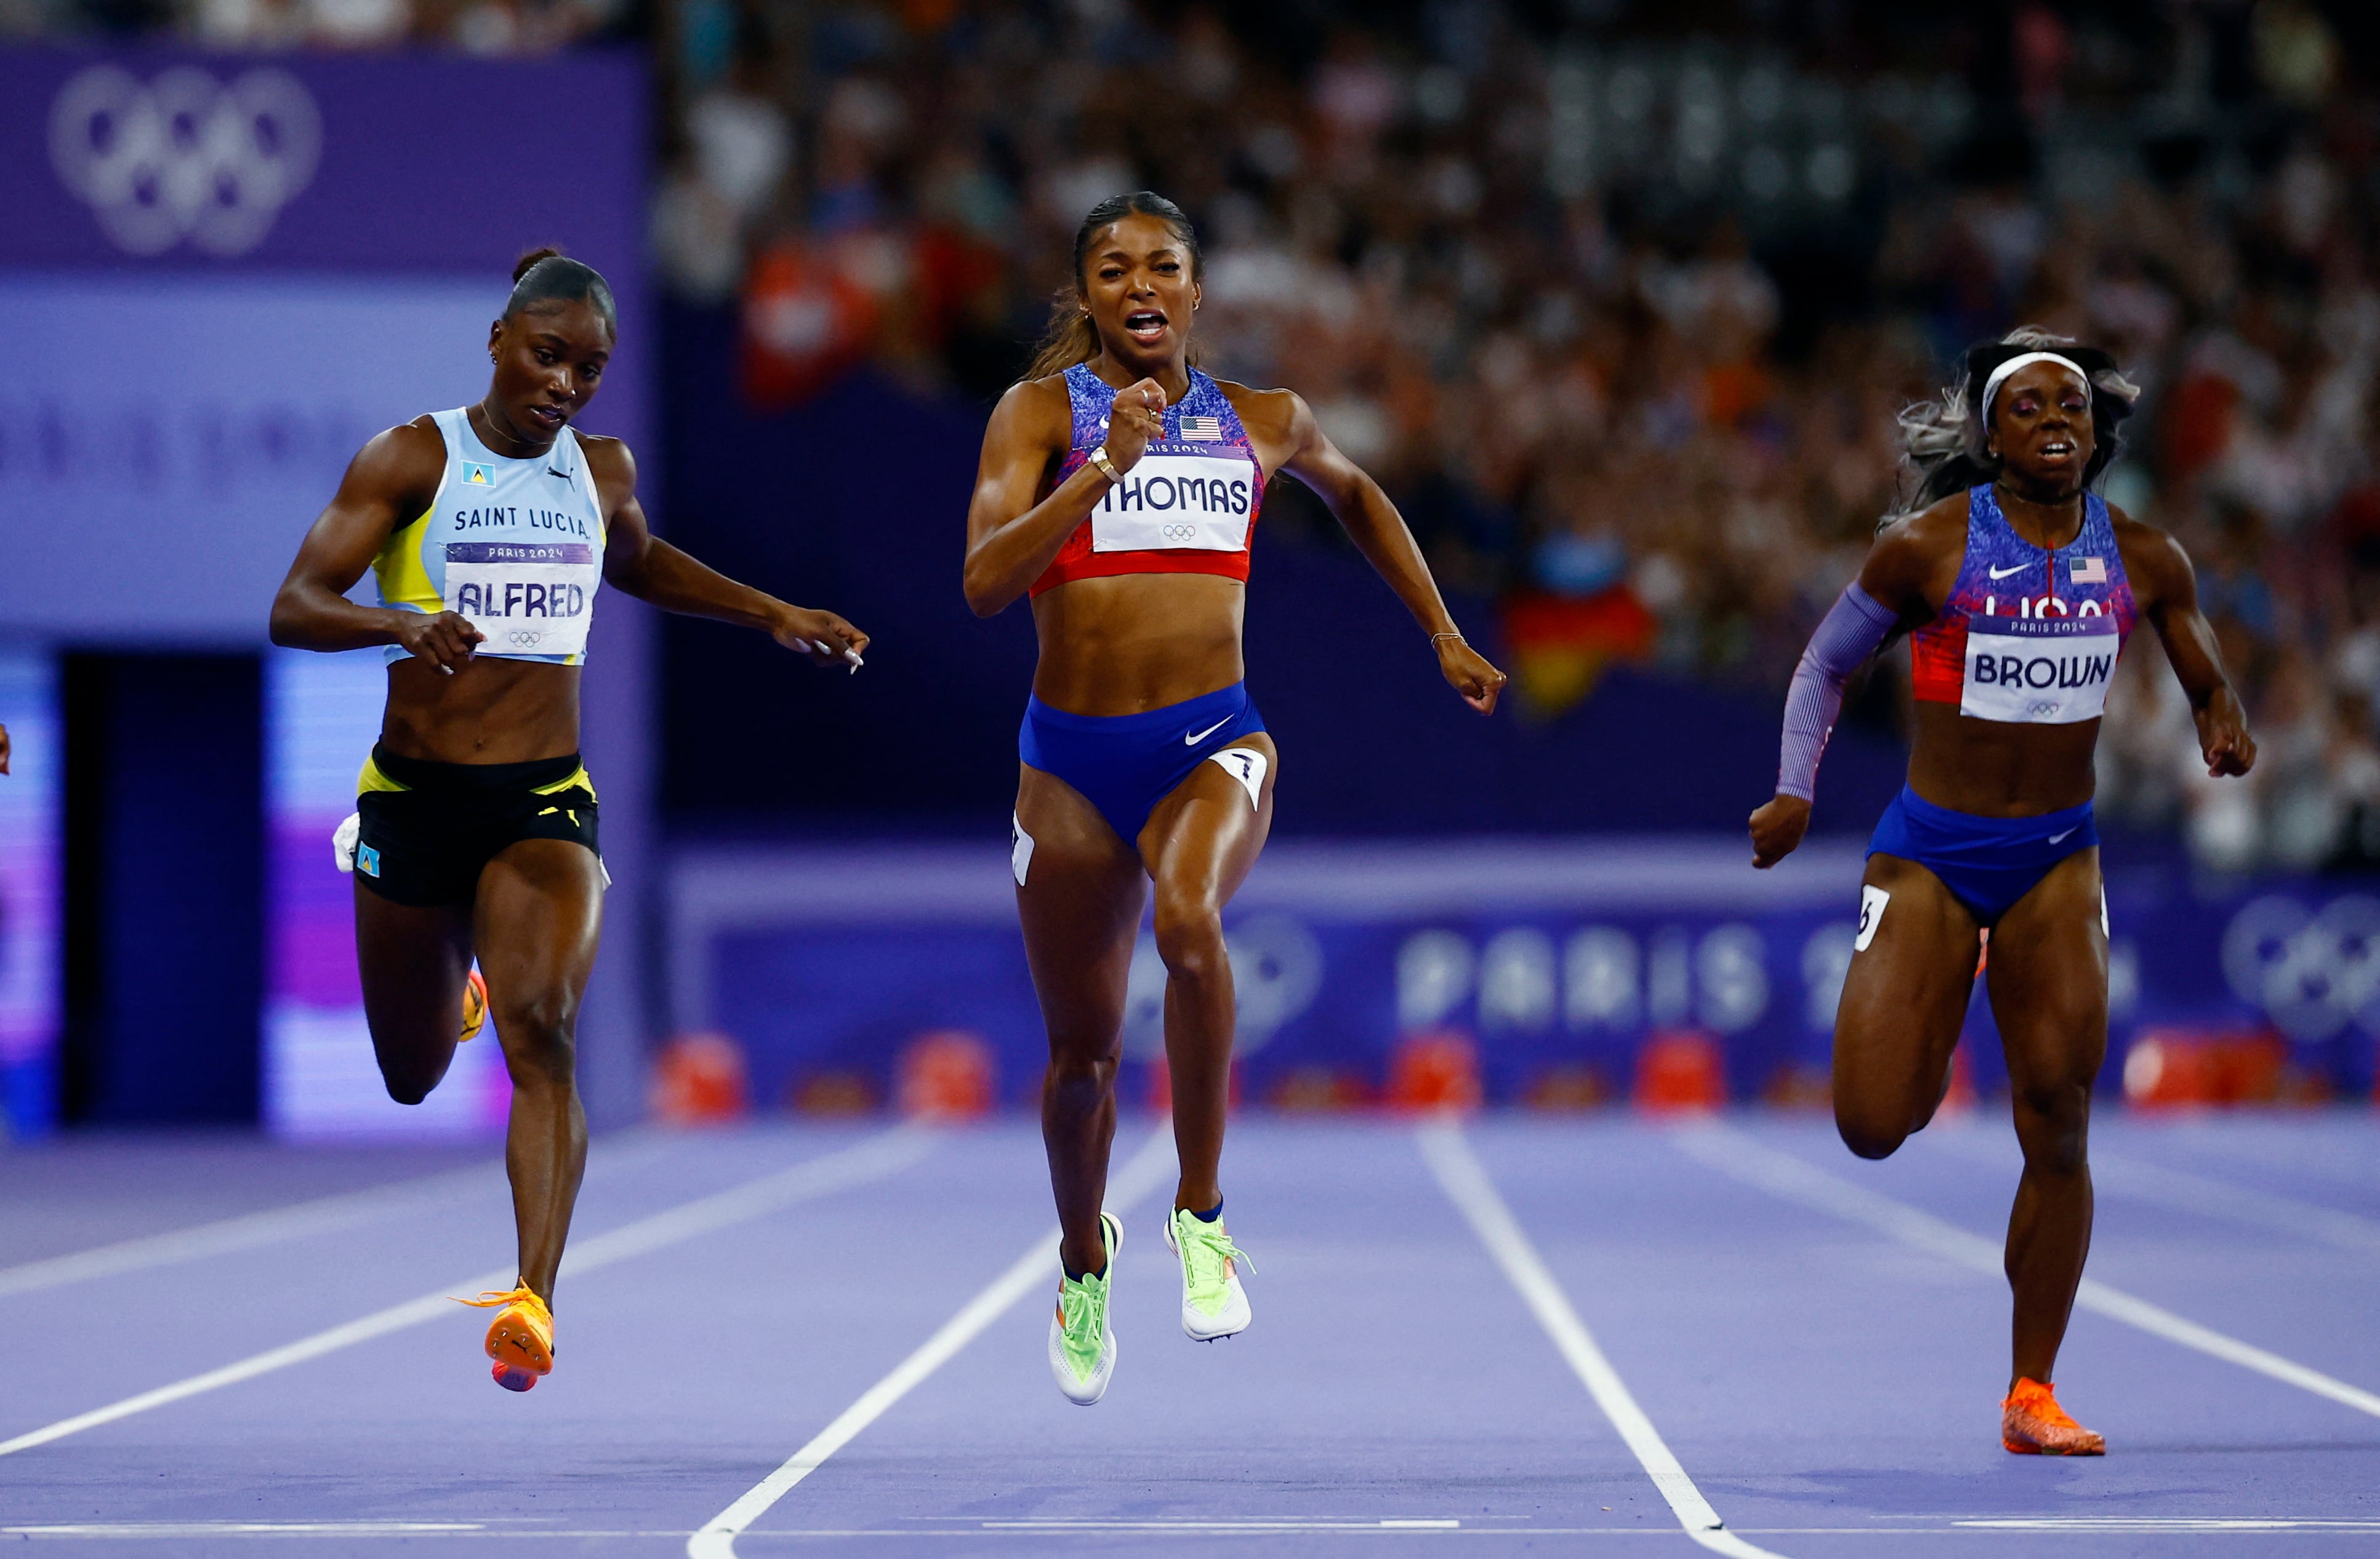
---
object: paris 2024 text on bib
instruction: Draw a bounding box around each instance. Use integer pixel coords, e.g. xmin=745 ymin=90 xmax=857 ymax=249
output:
xmin=1088 ymin=447 xmax=1257 ymax=553
xmin=1960 ymin=614 xmax=2118 ymax=724
xmin=446 ymin=541 xmax=598 ymax=659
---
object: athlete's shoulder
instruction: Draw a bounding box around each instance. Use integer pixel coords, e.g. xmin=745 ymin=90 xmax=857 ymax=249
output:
xmin=2107 ymin=501 xmax=2192 ymax=587
xmin=1212 ymin=379 xmax=1301 ymax=440
xmin=1874 ymin=492 xmax=1969 ymax=556
xmin=347 ymin=415 xmax=448 ymax=498
xmin=575 ymin=431 xmax=636 ymax=486
xmin=988 ymin=372 xmax=1074 ymax=444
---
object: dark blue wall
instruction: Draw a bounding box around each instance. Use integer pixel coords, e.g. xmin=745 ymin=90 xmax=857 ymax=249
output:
xmin=63 ymin=652 xmax=263 ymax=1125
xmin=656 ymin=303 xmax=1905 ymax=836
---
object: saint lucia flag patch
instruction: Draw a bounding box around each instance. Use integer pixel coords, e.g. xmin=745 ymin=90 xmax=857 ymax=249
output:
xmin=462 ymin=462 xmax=496 ymax=486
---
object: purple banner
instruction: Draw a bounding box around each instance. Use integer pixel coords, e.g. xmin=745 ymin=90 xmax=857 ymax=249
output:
xmin=0 ymin=46 xmax=646 ymax=275
xmin=672 ymin=844 xmax=2380 ymax=1113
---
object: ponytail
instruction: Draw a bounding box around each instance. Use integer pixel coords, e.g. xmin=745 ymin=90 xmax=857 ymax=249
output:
xmin=1024 ymin=294 xmax=1101 ymax=382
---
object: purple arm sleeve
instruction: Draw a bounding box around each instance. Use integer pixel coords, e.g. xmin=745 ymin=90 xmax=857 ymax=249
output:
xmin=1776 ymin=582 xmax=1900 ymax=802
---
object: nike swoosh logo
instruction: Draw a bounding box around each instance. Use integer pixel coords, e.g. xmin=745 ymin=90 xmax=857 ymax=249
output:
xmin=1184 ymin=717 xmax=1232 ymax=745
xmin=2048 ymin=827 xmax=2078 ymax=844
xmin=1988 ymin=563 xmax=2028 ymax=580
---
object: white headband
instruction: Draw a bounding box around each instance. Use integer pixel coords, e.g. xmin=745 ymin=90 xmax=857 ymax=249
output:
xmin=1982 ymin=350 xmax=2090 ymax=418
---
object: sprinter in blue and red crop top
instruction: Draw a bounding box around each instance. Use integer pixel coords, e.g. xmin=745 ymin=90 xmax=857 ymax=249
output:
xmin=1750 ymin=333 xmax=2255 ymax=1456
xmin=963 ymin=192 xmax=1507 ymax=1405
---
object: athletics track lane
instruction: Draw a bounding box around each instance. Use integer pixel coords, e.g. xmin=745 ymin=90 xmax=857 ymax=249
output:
xmin=4 ymin=1117 xmax=2379 ymax=1555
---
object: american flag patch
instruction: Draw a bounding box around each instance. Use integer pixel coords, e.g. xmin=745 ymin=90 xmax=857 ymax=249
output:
xmin=2071 ymin=555 xmax=2107 ymax=584
xmin=1178 ymin=415 xmax=1223 ymax=441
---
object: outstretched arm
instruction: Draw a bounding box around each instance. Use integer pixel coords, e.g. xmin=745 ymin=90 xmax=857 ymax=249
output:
xmin=592 ymin=441 xmax=867 ymax=668
xmin=2121 ymin=516 xmax=2253 ymax=778
xmin=1273 ymin=393 xmax=1506 ymax=715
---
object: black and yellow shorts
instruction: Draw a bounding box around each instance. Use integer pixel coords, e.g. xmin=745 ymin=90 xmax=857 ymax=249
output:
xmin=352 ymin=745 xmax=601 ymax=907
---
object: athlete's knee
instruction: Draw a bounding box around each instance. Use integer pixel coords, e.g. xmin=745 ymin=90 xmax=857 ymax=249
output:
xmin=380 ymin=1070 xmax=437 ymax=1107
xmin=1152 ymin=893 xmax=1226 ymax=983
xmin=1835 ymin=1097 xmax=1909 ymax=1160
xmin=494 ymin=994 xmax=578 ymax=1084
xmin=1043 ymin=1041 xmax=1119 ymax=1101
xmin=2012 ymin=1080 xmax=2091 ymax=1172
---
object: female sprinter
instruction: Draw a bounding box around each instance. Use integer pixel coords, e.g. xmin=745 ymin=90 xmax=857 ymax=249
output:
xmin=964 ymin=192 xmax=1506 ymax=1406
xmin=270 ymin=250 xmax=868 ymax=1393
xmin=1750 ymin=329 xmax=2254 ymax=1453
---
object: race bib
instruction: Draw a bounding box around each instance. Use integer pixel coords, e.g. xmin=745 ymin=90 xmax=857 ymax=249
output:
xmin=446 ymin=541 xmax=598 ymax=659
xmin=1089 ymin=447 xmax=1256 ymax=553
xmin=1961 ymin=615 xmax=2117 ymax=724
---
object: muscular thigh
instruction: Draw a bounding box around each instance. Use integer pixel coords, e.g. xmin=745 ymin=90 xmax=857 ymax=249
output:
xmin=355 ymin=884 xmax=474 ymax=1048
xmin=1985 ymin=848 xmax=2108 ymax=1096
xmin=1835 ymin=853 xmax=1983 ymax=1104
xmin=1140 ymin=735 xmax=1278 ymax=899
xmin=1015 ymin=763 xmax=1145 ymax=1043
xmin=473 ymin=839 xmax=605 ymax=1022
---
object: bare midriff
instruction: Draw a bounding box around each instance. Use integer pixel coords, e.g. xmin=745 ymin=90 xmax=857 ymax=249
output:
xmin=1905 ymin=703 xmax=2099 ymax=817
xmin=1028 ymin=573 xmax=1247 ymax=716
xmin=379 ymin=658 xmax=582 ymax=765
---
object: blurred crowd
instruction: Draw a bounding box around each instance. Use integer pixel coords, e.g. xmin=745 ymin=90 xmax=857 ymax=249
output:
xmin=17 ymin=0 xmax=2380 ymax=869
xmin=657 ymin=0 xmax=2380 ymax=872
xmin=0 ymin=0 xmax=630 ymax=52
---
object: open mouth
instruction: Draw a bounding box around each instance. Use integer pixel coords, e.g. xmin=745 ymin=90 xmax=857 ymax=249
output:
xmin=528 ymin=404 xmax=567 ymax=429
xmin=2038 ymin=439 xmax=2074 ymax=460
xmin=1124 ymin=310 xmax=1168 ymax=344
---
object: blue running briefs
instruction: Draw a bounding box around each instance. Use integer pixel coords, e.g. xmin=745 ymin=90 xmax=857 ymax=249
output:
xmin=1868 ymin=784 xmax=2097 ymax=925
xmin=1019 ymin=682 xmax=1266 ymax=847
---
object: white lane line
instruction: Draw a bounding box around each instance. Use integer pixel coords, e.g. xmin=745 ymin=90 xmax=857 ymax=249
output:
xmin=1958 ymin=1518 xmax=2380 ymax=1532
xmin=4 ymin=1533 xmax=488 ymax=1542
xmin=981 ymin=1520 xmax=1463 ymax=1530
xmin=0 ymin=1132 xmax=676 ymax=1302
xmin=1932 ymin=1133 xmax=2380 ymax=1257
xmin=1673 ymin=1124 xmax=2380 ymax=1421
xmin=1417 ymin=1123 xmax=1788 ymax=1559
xmin=688 ymin=1127 xmax=1179 ymax=1559
xmin=0 ymin=1127 xmax=933 ymax=1460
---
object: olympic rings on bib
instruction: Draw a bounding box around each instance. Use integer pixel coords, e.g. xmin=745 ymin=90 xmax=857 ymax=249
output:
xmin=48 ymin=64 xmax=321 ymax=257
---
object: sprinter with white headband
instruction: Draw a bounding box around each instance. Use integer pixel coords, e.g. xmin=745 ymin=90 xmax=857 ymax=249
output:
xmin=1748 ymin=328 xmax=2254 ymax=1455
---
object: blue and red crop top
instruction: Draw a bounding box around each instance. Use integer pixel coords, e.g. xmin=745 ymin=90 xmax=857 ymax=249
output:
xmin=1909 ymin=485 xmax=2137 ymax=724
xmin=1029 ymin=363 xmax=1264 ymax=598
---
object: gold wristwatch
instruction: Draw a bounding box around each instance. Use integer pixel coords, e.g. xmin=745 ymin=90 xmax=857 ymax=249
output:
xmin=1087 ymin=444 xmax=1122 ymax=483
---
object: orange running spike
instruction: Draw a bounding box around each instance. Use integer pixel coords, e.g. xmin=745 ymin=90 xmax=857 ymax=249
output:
xmin=2001 ymin=1377 xmax=2104 ymax=1455
xmin=457 ymin=1284 xmax=553 ymax=1389
xmin=459 ymin=968 xmax=489 ymax=1044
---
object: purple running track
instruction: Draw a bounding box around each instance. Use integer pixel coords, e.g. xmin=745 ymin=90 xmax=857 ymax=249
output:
xmin=2 ymin=1115 xmax=2378 ymax=1556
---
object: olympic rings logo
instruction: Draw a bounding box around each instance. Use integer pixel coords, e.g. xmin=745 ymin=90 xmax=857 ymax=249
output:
xmin=507 ymin=630 xmax=545 ymax=647
xmin=2220 ymin=895 xmax=2380 ymax=1039
xmin=49 ymin=65 xmax=321 ymax=257
xmin=1161 ymin=523 xmax=1196 ymax=542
